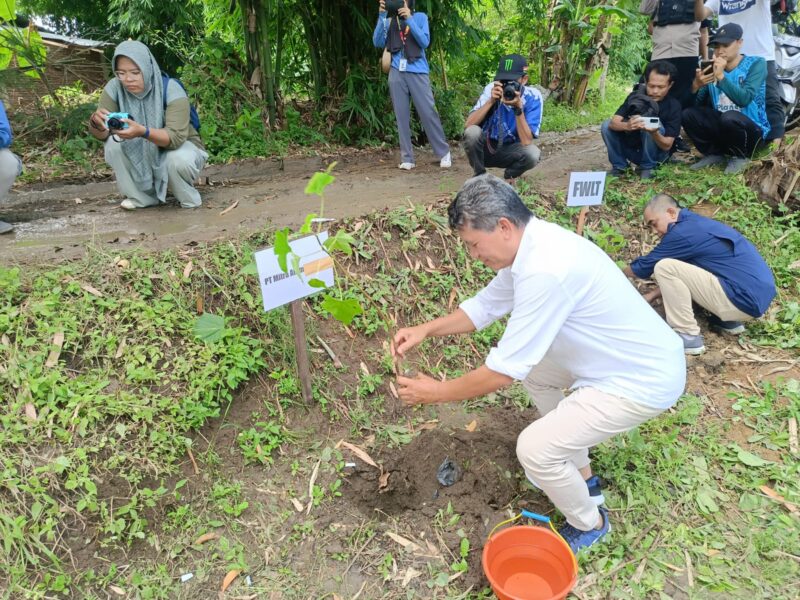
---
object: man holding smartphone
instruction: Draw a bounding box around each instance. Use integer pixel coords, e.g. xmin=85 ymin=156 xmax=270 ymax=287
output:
xmin=601 ymin=60 xmax=682 ymax=179
xmin=695 ymin=0 xmax=784 ymax=143
xmin=683 ymin=24 xmax=770 ymax=174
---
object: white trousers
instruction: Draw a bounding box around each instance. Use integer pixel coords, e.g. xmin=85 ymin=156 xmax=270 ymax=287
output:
xmin=517 ymin=355 xmax=665 ymax=530
xmin=0 ymin=148 xmax=21 ymax=203
xmin=105 ymin=140 xmax=207 ymax=208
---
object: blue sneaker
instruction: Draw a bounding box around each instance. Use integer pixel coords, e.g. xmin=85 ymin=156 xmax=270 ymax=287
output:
xmin=558 ymin=507 xmax=611 ymax=554
xmin=529 ymin=475 xmax=606 ymax=506
xmin=707 ymin=314 xmax=745 ymax=335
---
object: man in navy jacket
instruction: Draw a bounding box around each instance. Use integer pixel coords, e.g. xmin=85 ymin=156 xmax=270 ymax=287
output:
xmin=1 ymin=100 xmax=22 ymax=234
xmin=624 ymin=193 xmax=776 ymax=355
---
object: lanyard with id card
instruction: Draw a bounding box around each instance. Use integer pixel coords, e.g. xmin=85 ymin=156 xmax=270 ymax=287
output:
xmin=398 ymin=17 xmax=409 ymax=72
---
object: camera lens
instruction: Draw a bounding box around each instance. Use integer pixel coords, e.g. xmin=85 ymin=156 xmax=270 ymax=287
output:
xmin=503 ymin=81 xmax=519 ymax=101
xmin=107 ymin=117 xmax=122 ymax=130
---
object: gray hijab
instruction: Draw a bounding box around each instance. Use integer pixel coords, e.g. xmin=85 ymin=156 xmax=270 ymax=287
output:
xmin=104 ymin=41 xmax=168 ymax=202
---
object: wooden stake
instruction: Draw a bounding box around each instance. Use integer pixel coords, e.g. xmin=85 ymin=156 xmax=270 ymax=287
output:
xmin=576 ymin=206 xmax=589 ymax=236
xmin=289 ymin=300 xmax=313 ymax=403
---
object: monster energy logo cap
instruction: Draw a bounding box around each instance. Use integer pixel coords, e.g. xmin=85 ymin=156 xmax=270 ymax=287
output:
xmin=495 ymin=54 xmax=529 ymax=80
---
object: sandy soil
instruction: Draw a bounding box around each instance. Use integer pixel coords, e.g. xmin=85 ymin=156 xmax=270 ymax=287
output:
xmin=0 ymin=128 xmax=606 ymax=264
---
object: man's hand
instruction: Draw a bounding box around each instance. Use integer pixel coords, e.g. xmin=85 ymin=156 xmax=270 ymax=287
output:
xmin=379 ymin=0 xmax=386 ymax=12
xmin=501 ymin=89 xmax=523 ymax=109
xmin=397 ymin=372 xmax=443 ymax=405
xmin=392 ymin=324 xmax=428 ymax=358
xmin=642 ymin=287 xmax=662 ymax=304
xmin=89 ymin=108 xmax=110 ymax=132
xmin=628 ymin=115 xmax=647 ymax=131
xmin=712 ymin=55 xmax=726 ymax=82
xmin=490 ymin=82 xmax=503 ymax=102
xmin=111 ymin=118 xmax=147 ymax=140
xmin=398 ymin=0 xmax=410 ymax=18
xmin=692 ymin=67 xmax=715 ymax=92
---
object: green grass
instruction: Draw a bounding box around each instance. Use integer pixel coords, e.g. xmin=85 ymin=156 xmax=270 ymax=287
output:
xmin=541 ymin=79 xmax=631 ymax=133
xmin=0 ymin=158 xmax=798 ymax=598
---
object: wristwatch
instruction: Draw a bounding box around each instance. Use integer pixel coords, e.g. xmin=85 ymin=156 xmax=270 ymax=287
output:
xmin=513 ymin=106 xmax=523 ymax=116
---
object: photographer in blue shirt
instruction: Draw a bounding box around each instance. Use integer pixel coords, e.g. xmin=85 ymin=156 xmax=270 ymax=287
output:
xmin=463 ymin=54 xmax=542 ymax=184
xmin=623 ymin=194 xmax=776 ymax=355
xmin=0 ymin=100 xmax=22 ymax=234
xmin=373 ymin=0 xmax=451 ymax=171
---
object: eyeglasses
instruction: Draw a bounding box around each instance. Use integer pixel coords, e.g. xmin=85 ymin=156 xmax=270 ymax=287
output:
xmin=115 ymin=70 xmax=142 ymax=81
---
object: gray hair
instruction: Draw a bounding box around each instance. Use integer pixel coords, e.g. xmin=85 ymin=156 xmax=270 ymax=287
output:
xmin=448 ymin=174 xmax=533 ymax=232
xmin=644 ymin=193 xmax=679 ymax=214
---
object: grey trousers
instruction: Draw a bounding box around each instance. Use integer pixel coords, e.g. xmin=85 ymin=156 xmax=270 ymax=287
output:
xmin=0 ymin=148 xmax=21 ymax=203
xmin=387 ymin=69 xmax=450 ymax=164
xmin=105 ymin=140 xmax=208 ymax=208
xmin=463 ymin=124 xmax=540 ymax=179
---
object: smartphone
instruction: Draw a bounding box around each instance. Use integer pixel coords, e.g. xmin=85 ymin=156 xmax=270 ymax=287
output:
xmin=700 ymin=59 xmax=714 ymax=72
xmin=642 ymin=116 xmax=661 ymax=131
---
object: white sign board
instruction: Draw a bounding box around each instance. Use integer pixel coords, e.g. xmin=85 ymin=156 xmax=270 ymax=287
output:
xmin=255 ymin=232 xmax=333 ymax=312
xmin=567 ymin=171 xmax=607 ymax=207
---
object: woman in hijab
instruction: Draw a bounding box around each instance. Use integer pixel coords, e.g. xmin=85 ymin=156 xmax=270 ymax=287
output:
xmin=0 ymin=99 xmax=22 ymax=234
xmin=373 ymin=0 xmax=451 ymax=171
xmin=88 ymin=41 xmax=207 ymax=210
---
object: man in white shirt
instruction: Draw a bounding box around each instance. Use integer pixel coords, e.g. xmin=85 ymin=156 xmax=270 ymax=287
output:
xmin=392 ymin=174 xmax=686 ymax=553
xmin=695 ymin=0 xmax=785 ymax=141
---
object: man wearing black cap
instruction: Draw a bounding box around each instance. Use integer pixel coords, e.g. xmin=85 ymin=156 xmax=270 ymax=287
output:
xmin=462 ymin=54 xmax=542 ymax=183
xmin=695 ymin=0 xmax=784 ymax=143
xmin=683 ymin=23 xmax=770 ymax=174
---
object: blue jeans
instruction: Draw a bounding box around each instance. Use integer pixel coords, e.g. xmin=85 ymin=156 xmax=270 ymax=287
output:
xmin=600 ymin=119 xmax=670 ymax=170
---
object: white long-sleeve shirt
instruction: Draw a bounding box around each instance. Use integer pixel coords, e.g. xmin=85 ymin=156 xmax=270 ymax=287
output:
xmin=460 ymin=218 xmax=686 ymax=409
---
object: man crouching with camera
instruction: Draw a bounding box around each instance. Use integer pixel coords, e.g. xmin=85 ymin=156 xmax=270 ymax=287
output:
xmin=463 ymin=54 xmax=542 ymax=184
xmin=600 ymin=60 xmax=681 ymax=180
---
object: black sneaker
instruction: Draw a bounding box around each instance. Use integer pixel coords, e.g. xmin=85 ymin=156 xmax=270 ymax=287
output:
xmin=0 ymin=220 xmax=14 ymax=234
xmin=608 ymin=168 xmax=626 ymax=177
xmin=672 ymin=136 xmax=691 ymax=153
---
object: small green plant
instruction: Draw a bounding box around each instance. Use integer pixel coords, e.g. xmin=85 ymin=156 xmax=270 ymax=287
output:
xmin=237 ymin=421 xmax=285 ymax=464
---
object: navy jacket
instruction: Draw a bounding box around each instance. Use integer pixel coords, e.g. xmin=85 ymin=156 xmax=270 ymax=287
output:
xmin=631 ymin=209 xmax=776 ymax=317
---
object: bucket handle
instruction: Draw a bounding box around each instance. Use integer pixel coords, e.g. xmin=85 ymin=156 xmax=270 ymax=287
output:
xmin=487 ymin=509 xmax=578 ymax=573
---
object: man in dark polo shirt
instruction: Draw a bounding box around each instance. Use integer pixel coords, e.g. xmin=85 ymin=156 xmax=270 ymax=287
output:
xmin=601 ymin=60 xmax=682 ymax=179
xmin=623 ymin=194 xmax=776 ymax=355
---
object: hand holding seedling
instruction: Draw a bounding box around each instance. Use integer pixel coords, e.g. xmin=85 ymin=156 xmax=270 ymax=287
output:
xmin=396 ymin=372 xmax=441 ymax=405
xmin=391 ymin=324 xmax=428 ymax=358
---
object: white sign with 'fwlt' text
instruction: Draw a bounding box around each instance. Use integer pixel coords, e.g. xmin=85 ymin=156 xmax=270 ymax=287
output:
xmin=567 ymin=171 xmax=607 ymax=207
xmin=254 ymin=232 xmax=333 ymax=312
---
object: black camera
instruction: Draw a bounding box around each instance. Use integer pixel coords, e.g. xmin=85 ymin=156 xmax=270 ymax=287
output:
xmin=385 ymin=0 xmax=404 ymax=17
xmin=501 ymin=80 xmax=521 ymax=101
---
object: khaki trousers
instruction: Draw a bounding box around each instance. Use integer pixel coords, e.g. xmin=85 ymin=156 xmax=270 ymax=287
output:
xmin=518 ymin=356 xmax=664 ymax=531
xmin=653 ymin=258 xmax=752 ymax=335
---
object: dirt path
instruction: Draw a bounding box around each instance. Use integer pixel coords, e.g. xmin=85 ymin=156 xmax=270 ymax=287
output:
xmin=0 ymin=128 xmax=606 ymax=264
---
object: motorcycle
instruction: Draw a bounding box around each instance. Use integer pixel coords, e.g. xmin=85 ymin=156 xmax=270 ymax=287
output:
xmin=774 ymin=10 xmax=800 ymax=129
xmin=774 ymin=29 xmax=800 ymax=130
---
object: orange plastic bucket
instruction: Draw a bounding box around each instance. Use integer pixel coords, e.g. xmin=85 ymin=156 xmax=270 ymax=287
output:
xmin=482 ymin=525 xmax=577 ymax=600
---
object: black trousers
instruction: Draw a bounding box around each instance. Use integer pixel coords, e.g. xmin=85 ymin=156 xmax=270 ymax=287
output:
xmin=663 ymin=56 xmax=701 ymax=109
xmin=682 ymin=106 xmax=765 ymax=158
xmin=766 ymin=60 xmax=785 ymax=141
xmin=462 ymin=125 xmax=541 ymax=179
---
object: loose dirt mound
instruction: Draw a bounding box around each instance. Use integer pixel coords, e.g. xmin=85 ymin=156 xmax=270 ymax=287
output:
xmin=747 ymin=135 xmax=800 ymax=211
xmin=344 ymin=406 xmax=554 ymax=589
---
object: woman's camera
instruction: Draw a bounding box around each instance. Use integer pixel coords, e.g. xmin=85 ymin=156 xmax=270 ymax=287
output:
xmin=501 ymin=80 xmax=521 ymax=101
xmin=106 ymin=112 xmax=133 ymax=131
xmin=385 ymin=0 xmax=405 ymax=17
